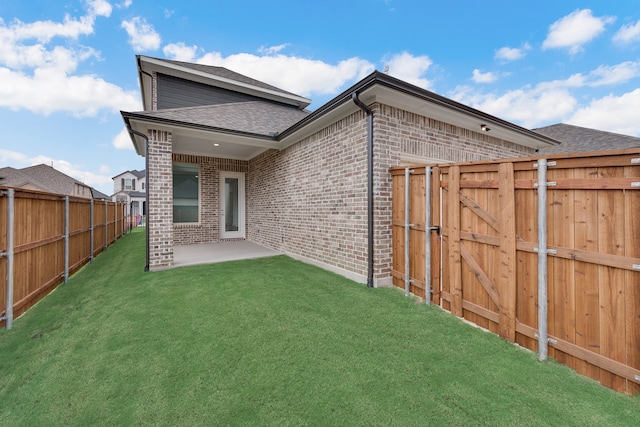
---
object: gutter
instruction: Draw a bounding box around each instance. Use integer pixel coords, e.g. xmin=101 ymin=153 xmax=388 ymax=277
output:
xmin=124 ymin=120 xmax=150 ymax=272
xmin=137 ymin=55 xmax=155 ymax=111
xmin=351 ymin=92 xmax=374 ymax=288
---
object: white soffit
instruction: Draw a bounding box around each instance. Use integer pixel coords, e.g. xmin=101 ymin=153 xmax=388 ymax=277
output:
xmin=359 ymin=85 xmax=554 ymax=149
xmin=126 ymin=116 xmax=279 ymax=161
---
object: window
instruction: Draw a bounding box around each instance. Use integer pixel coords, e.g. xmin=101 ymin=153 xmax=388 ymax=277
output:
xmin=173 ymin=163 xmax=199 ymax=223
xmin=122 ymin=178 xmax=135 ymax=191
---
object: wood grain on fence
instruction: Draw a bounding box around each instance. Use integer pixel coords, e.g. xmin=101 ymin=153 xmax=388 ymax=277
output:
xmin=1 ymin=188 xmax=126 ymax=327
xmin=392 ymin=148 xmax=640 ymax=395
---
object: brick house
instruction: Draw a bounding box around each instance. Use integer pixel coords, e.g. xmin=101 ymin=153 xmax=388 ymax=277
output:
xmin=121 ymin=55 xmax=558 ymax=284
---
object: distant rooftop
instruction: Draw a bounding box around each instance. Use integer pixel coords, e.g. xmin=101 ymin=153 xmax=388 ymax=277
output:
xmin=534 ymin=123 xmax=640 ymax=154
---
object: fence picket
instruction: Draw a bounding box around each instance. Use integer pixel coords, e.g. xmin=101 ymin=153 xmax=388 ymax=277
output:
xmin=391 ymin=148 xmax=640 ymax=395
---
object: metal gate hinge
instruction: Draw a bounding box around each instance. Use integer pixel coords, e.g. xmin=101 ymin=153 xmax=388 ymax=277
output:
xmin=633 ymin=264 xmax=640 ymax=270
xmin=631 ymin=158 xmax=640 ymax=164
xmin=0 ymin=251 xmax=6 ymax=258
xmin=533 ymin=182 xmax=557 ymax=188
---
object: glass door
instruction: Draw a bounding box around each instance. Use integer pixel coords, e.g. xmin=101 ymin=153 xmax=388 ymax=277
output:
xmin=219 ymin=171 xmax=245 ymax=239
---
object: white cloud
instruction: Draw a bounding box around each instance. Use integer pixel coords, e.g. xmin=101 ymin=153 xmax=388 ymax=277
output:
xmin=383 ymin=52 xmax=433 ymax=89
xmin=163 ymin=42 xmax=198 ymax=62
xmin=452 ymin=59 xmax=640 ymax=132
xmin=472 ymin=69 xmax=498 ymax=84
xmin=0 ymin=67 xmax=140 ymax=116
xmin=495 ymin=43 xmax=530 ymax=62
xmin=258 ymin=44 xmax=289 ymax=55
xmin=121 ymin=17 xmax=161 ymax=52
xmin=0 ymin=4 xmax=140 ymax=116
xmin=613 ymin=20 xmax=640 ymax=44
xmin=585 ymin=61 xmax=640 ymax=86
xmin=542 ymin=9 xmax=615 ymax=55
xmin=196 ymin=48 xmax=375 ymax=97
xmin=0 ymin=148 xmax=114 ymax=190
xmin=113 ymin=127 xmax=135 ymax=150
xmin=87 ymin=0 xmax=113 ymax=18
xmin=117 ymin=0 xmax=133 ymax=9
xmin=452 ymin=84 xmax=577 ymax=128
xmin=567 ymin=89 xmax=640 ymax=136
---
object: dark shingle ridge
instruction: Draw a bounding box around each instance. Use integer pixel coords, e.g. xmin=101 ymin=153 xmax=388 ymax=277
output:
xmin=534 ymin=123 xmax=640 ymax=154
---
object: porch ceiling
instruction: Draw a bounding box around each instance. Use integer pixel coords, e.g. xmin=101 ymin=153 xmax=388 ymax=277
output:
xmin=125 ymin=114 xmax=281 ymax=160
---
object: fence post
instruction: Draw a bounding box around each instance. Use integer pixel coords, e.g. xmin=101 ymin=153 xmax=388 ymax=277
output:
xmin=425 ymin=166 xmax=432 ymax=305
xmin=64 ymin=196 xmax=69 ymax=283
xmin=498 ymin=163 xmax=517 ymax=341
xmin=404 ymin=168 xmax=412 ymax=297
xmin=449 ymin=165 xmax=463 ymax=317
xmin=104 ymin=200 xmax=108 ymax=250
xmin=537 ymin=159 xmax=549 ymax=362
xmin=3 ymin=189 xmax=15 ymax=329
xmin=90 ymin=199 xmax=94 ymax=262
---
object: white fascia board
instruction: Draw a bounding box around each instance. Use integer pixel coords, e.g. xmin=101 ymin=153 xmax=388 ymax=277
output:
xmin=139 ymin=56 xmax=311 ymax=109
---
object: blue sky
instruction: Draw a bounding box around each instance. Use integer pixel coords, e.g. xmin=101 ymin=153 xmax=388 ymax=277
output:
xmin=1 ymin=0 xmax=639 ymax=195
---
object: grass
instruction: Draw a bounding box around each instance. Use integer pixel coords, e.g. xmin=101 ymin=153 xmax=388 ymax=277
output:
xmin=1 ymin=229 xmax=639 ymax=426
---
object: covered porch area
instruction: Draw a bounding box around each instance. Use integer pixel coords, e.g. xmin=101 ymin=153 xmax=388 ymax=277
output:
xmin=173 ymin=240 xmax=280 ymax=268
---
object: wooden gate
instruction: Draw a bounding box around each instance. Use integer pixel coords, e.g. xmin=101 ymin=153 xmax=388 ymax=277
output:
xmin=391 ymin=148 xmax=640 ymax=394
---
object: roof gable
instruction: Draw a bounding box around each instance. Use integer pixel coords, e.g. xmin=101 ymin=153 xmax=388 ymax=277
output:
xmin=137 ymin=55 xmax=311 ymax=111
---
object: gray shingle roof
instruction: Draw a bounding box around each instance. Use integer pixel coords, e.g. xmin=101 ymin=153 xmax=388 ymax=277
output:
xmin=0 ymin=164 xmax=100 ymax=198
xmin=160 ymin=58 xmax=301 ymax=98
xmin=534 ymin=123 xmax=640 ymax=154
xmin=113 ymin=169 xmax=145 ymax=179
xmin=131 ymin=101 xmax=310 ymax=136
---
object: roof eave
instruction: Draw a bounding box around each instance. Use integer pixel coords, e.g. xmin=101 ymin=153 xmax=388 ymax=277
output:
xmin=278 ymin=71 xmax=561 ymax=150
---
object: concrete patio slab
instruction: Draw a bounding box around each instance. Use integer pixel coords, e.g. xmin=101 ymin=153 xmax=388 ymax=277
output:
xmin=173 ymin=241 xmax=280 ymax=268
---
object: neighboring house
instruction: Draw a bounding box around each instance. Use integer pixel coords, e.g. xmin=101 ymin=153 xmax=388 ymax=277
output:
xmin=121 ymin=55 xmax=560 ymax=284
xmin=534 ymin=123 xmax=640 ymax=154
xmin=111 ymin=170 xmax=146 ymax=216
xmin=92 ymin=188 xmax=111 ymax=200
xmin=0 ymin=164 xmax=94 ymax=199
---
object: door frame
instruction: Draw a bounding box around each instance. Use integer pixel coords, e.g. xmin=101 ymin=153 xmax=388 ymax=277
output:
xmin=219 ymin=171 xmax=246 ymax=239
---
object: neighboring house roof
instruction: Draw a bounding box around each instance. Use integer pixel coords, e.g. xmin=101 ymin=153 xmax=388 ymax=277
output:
xmin=92 ymin=188 xmax=111 ymax=200
xmin=113 ymin=169 xmax=146 ymax=179
xmin=0 ymin=164 xmax=94 ymax=197
xmin=0 ymin=166 xmax=48 ymax=191
xmin=533 ymin=123 xmax=640 ymax=154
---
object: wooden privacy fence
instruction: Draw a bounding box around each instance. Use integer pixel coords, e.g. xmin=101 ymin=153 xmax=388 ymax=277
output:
xmin=391 ymin=148 xmax=640 ymax=395
xmin=0 ymin=187 xmax=126 ymax=329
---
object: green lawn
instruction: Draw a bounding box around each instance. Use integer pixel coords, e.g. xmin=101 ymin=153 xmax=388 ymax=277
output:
xmin=1 ymin=229 xmax=639 ymax=426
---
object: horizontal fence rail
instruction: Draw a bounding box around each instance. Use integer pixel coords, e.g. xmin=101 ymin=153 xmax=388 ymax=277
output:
xmin=391 ymin=148 xmax=640 ymax=395
xmin=1 ymin=187 xmax=127 ymax=329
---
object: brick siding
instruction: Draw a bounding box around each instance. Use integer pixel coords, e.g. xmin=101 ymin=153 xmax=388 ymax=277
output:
xmin=172 ymin=153 xmax=247 ymax=246
xmin=147 ymin=102 xmax=537 ymax=280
